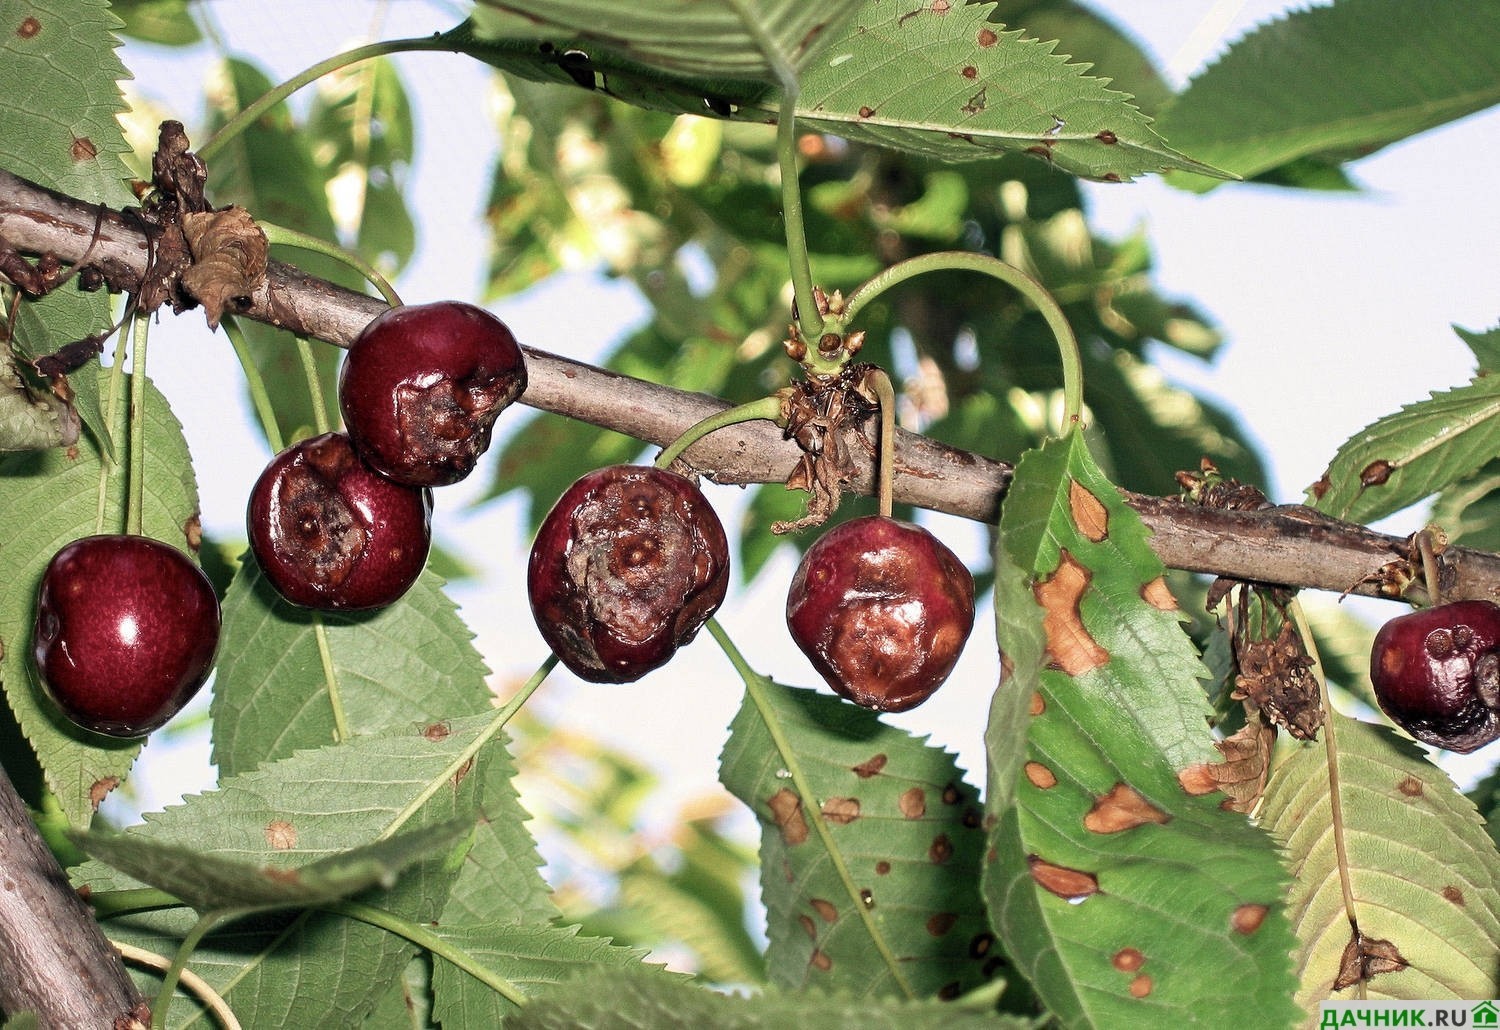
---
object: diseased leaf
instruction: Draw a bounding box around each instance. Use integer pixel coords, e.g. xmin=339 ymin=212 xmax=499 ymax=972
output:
xmin=10 ymin=295 xmax=108 ymax=454
xmin=983 ymin=430 xmax=1300 ymax=1029
xmin=1160 ymin=0 xmax=1500 ymax=190
xmin=71 ymin=818 xmax=470 ymax=915
xmin=1260 ymin=712 xmax=1500 ymax=1009
xmin=720 ymin=680 xmax=996 ymax=1000
xmin=471 ymin=0 xmax=865 ymax=80
xmin=0 ymin=368 xmax=199 ymax=825
xmin=507 ymin=967 xmax=1032 ymax=1030
xmin=0 ymin=345 xmax=76 ymax=451
xmin=1310 ymin=372 xmax=1500 ymax=523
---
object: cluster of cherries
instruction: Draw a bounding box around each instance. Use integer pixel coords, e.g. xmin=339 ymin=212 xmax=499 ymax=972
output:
xmin=33 ymin=296 xmax=1498 ymax=756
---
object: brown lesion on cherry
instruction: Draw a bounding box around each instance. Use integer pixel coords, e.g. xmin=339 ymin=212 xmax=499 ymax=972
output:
xmin=273 ymin=446 xmax=366 ymax=590
xmin=394 ymin=371 xmax=516 ymax=478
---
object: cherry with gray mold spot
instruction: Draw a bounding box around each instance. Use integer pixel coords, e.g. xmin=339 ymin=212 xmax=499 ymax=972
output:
xmin=1370 ymin=599 xmax=1500 ymax=753
xmin=787 ymin=515 xmax=975 ymax=712
xmin=33 ymin=534 xmax=220 ymax=737
xmin=248 ymin=432 xmax=432 ymax=611
xmin=339 ymin=300 xmax=527 ymax=487
xmin=528 ymin=465 xmax=729 ymax=683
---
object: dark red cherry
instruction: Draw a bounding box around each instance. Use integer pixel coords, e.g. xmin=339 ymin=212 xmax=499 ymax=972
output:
xmin=527 ymin=465 xmax=729 ymax=683
xmin=33 ymin=534 xmax=220 ymax=737
xmin=339 ymin=301 xmax=527 ymax=487
xmin=1370 ymin=599 xmax=1500 ymax=753
xmin=247 ymin=432 xmax=432 ymax=611
xmin=787 ymin=516 xmax=974 ymax=712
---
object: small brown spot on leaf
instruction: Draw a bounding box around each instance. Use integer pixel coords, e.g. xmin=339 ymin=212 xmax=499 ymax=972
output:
xmin=183 ymin=514 xmax=203 ymax=551
xmin=858 ymin=105 xmax=875 ymax=119
xmin=16 ymin=16 xmax=40 ymax=38
xmin=266 ymin=820 xmax=297 ymax=850
xmin=962 ymin=807 xmax=982 ymax=829
xmin=875 ymin=860 xmax=891 ymax=875
xmin=822 ymin=797 xmax=861 ymax=824
xmin=942 ymin=782 xmax=962 ymax=805
xmin=1113 ymin=947 xmax=1145 ymax=972
xmin=1069 ymin=479 xmax=1109 ymax=541
xmin=810 ymin=898 xmax=837 ymax=923
xmin=1396 ymin=776 xmax=1423 ymax=797
xmin=1084 ymin=783 xmax=1171 ymax=834
xmin=1231 ymin=903 xmax=1268 ymax=934
xmin=90 ymin=777 xmax=120 ymax=810
xmin=1333 ymin=931 xmax=1407 ymax=990
xmin=961 ymin=65 xmax=978 ymax=79
xmin=970 ymin=932 xmax=994 ymax=958
xmin=70 ymin=137 xmax=97 ymax=162
xmin=769 ymin=788 xmax=809 ymax=845
xmin=1102 ymin=172 xmax=1123 ymax=183
xmin=1129 ymin=974 xmax=1153 ymax=998
xmin=1177 ymin=763 xmax=1219 ymax=796
xmin=1035 ymin=551 xmax=1109 ymax=675
xmin=977 ymin=27 xmax=998 ymax=46
xmin=931 ymin=0 xmax=950 ymax=11
xmin=860 ymin=889 xmax=874 ymax=908
xmin=1025 ymin=761 xmax=1058 ymax=789
xmin=422 ymin=721 xmax=451 ymax=742
xmin=451 ymin=756 xmax=474 ymax=788
xmin=1096 ymin=130 xmax=1118 ymax=144
xmin=1028 ymin=855 xmax=1100 ymax=901
xmin=900 ymin=787 xmax=926 ymax=819
xmin=927 ymin=912 xmax=957 ymax=936
xmin=1360 ymin=459 xmax=1393 ymax=487
xmin=929 ymin=834 xmax=954 ymax=864
xmin=810 ymin=949 xmax=832 ymax=971
xmin=1442 ymin=886 xmax=1465 ymax=906
xmin=852 ymin=754 xmax=887 ymax=778
xmin=1026 ymin=145 xmax=1054 ymax=161
xmin=1140 ymin=576 xmax=1177 ymax=611
xmin=798 ymin=914 xmax=816 ymax=938
xmin=1030 ymin=691 xmax=1046 ymax=715
xmin=961 ymin=88 xmax=987 ymax=115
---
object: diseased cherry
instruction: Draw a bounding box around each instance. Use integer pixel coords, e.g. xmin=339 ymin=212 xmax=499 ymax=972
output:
xmin=1370 ymin=599 xmax=1500 ymax=753
xmin=247 ymin=432 xmax=432 ymax=611
xmin=527 ymin=465 xmax=729 ymax=683
xmin=339 ymin=301 xmax=527 ymax=487
xmin=787 ymin=516 xmax=974 ymax=712
xmin=33 ymin=534 xmax=220 ymax=737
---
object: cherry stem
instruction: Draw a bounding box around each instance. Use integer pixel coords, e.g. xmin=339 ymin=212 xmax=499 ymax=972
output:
xmin=841 ymin=251 xmax=1084 ymax=430
xmin=1415 ymin=529 xmax=1442 ymax=605
xmin=259 ymin=221 xmax=402 ymax=309
xmin=95 ymin=328 xmax=131 ymax=536
xmin=654 ymin=396 xmax=784 ymax=471
xmin=866 ymin=368 xmax=897 ymax=519
xmin=222 ymin=315 xmax=284 ymax=453
xmin=125 ymin=313 xmax=149 ymax=538
xmin=296 ymin=335 xmax=334 ymax=437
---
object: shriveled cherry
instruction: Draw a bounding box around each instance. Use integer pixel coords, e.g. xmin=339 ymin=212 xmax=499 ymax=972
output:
xmin=527 ymin=465 xmax=729 ymax=683
xmin=247 ymin=432 xmax=432 ymax=611
xmin=1370 ymin=599 xmax=1500 ymax=753
xmin=339 ymin=300 xmax=527 ymax=487
xmin=787 ymin=516 xmax=974 ymax=712
xmin=33 ymin=534 xmax=220 ymax=737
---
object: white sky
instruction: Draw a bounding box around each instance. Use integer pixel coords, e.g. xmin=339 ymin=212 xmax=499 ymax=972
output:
xmin=114 ymin=1 xmax=1500 ymax=822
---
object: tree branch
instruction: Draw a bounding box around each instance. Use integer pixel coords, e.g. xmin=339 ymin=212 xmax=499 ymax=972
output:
xmin=4 ymin=166 xmax=1498 ymax=605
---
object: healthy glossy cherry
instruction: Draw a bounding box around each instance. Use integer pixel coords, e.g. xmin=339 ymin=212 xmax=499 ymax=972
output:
xmin=247 ymin=432 xmax=432 ymax=611
xmin=1369 ymin=599 xmax=1500 ymax=753
xmin=33 ymin=534 xmax=220 ymax=737
xmin=339 ymin=301 xmax=527 ymax=487
xmin=527 ymin=465 xmax=729 ymax=683
xmin=787 ymin=516 xmax=975 ymax=712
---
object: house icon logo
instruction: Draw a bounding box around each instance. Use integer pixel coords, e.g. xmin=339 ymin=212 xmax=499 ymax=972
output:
xmin=1474 ymin=1000 xmax=1500 ymax=1029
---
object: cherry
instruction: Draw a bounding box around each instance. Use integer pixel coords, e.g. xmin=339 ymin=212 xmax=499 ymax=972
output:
xmin=247 ymin=432 xmax=432 ymax=611
xmin=339 ymin=300 xmax=527 ymax=487
xmin=527 ymin=465 xmax=729 ymax=683
xmin=787 ymin=516 xmax=974 ymax=712
xmin=33 ymin=534 xmax=220 ymax=737
xmin=1369 ymin=599 xmax=1500 ymax=753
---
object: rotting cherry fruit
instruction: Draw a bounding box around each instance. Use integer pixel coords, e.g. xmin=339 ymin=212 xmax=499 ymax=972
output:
xmin=33 ymin=534 xmax=220 ymax=738
xmin=339 ymin=300 xmax=527 ymax=488
xmin=248 ymin=431 xmax=432 ymax=611
xmin=1369 ymin=599 xmax=1500 ymax=753
xmin=787 ymin=515 xmax=975 ymax=713
xmin=527 ymin=465 xmax=729 ymax=683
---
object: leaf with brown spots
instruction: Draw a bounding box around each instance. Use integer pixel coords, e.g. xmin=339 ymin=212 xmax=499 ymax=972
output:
xmin=721 ymin=679 xmax=993 ymax=1000
xmin=1260 ymin=712 xmax=1500 ymax=1009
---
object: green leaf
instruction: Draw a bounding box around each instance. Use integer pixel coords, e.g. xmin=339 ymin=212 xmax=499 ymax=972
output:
xmin=11 ymin=292 xmax=112 ymax=455
xmin=507 ymin=967 xmax=1034 ymax=1030
xmin=471 ymin=0 xmax=866 ymax=80
xmin=1159 ymin=0 xmax=1500 ymax=191
xmin=720 ymin=679 xmax=997 ymax=1000
xmin=0 ymin=368 xmax=200 ymax=825
xmin=983 ymin=430 xmax=1300 ymax=1029
xmin=1457 ymin=324 xmax=1500 ymax=376
xmin=1260 ymin=712 xmax=1500 ymax=1007
xmin=1431 ymin=459 xmax=1500 ymax=553
xmin=773 ymin=2 xmax=1219 ymax=180
xmin=0 ymin=344 xmax=76 ymax=451
xmin=211 ymin=562 xmax=496 ymax=778
xmin=0 ymin=0 xmax=135 ymax=206
xmin=77 ymin=710 xmax=507 ymax=1027
xmin=71 ymin=818 xmax=471 ymax=915
xmin=110 ymin=0 xmax=202 ymax=46
xmin=1310 ymin=373 xmax=1500 ymax=523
